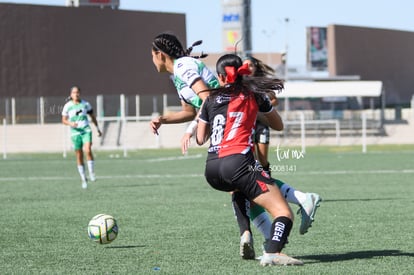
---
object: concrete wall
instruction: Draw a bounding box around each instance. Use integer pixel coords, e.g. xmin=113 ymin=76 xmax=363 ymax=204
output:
xmin=328 ymin=24 xmax=414 ymax=105
xmin=0 ymin=3 xmax=185 ymax=97
xmin=0 ymin=121 xmax=188 ymax=153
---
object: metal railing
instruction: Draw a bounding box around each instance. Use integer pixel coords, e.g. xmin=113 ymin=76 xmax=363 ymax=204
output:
xmin=0 ymin=94 xmax=180 ymax=125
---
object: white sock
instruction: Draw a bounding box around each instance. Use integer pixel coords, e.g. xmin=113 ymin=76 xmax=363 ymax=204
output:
xmin=252 ymin=212 xmax=272 ymax=240
xmin=77 ymin=165 xmax=87 ymax=182
xmin=279 ymin=183 xmax=307 ymax=206
xmin=87 ymin=160 xmax=95 ymax=175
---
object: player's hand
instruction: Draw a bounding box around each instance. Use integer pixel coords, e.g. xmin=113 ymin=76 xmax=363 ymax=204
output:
xmin=181 ymin=133 xmax=192 ymax=155
xmin=71 ymin=122 xmax=78 ymax=128
xmin=273 ymin=97 xmax=279 ymax=107
xmin=150 ymin=117 xmax=162 ymax=135
xmin=268 ymin=91 xmax=279 ymax=107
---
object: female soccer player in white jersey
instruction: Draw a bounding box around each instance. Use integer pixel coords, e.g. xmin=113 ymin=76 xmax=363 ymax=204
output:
xmin=62 ymin=86 xmax=102 ymax=189
xmin=150 ymin=33 xmax=217 ymax=150
xmin=149 ymin=33 xmax=321 ymax=259
xmin=196 ymin=53 xmax=303 ymax=266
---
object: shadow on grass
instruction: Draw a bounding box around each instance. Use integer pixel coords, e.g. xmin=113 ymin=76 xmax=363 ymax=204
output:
xmin=105 ymin=245 xmax=146 ymax=249
xmin=299 ymin=250 xmax=414 ymax=263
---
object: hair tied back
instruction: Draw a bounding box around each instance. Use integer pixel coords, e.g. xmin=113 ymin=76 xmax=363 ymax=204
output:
xmin=186 ymin=40 xmax=208 ymax=59
xmin=224 ymin=63 xmax=251 ymax=83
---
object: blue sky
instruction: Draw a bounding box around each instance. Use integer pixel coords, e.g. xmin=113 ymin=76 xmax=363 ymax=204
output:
xmin=2 ymin=0 xmax=413 ymax=67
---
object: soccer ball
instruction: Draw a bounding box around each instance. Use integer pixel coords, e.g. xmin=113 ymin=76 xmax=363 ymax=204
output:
xmin=87 ymin=214 xmax=118 ymax=244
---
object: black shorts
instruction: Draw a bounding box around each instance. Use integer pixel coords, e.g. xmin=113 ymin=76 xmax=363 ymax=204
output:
xmin=204 ymin=152 xmax=273 ymax=200
xmin=254 ymin=120 xmax=270 ymax=144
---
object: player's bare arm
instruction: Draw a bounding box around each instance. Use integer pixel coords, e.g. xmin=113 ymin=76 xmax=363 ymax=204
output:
xmin=62 ymin=115 xmax=77 ymax=128
xmin=150 ymin=101 xmax=196 ymax=134
xmin=264 ymin=109 xmax=284 ymax=131
xmin=89 ymin=113 xmax=102 ymax=137
xmin=191 ymin=78 xmax=210 ymax=101
xmin=196 ymin=120 xmax=210 ymax=146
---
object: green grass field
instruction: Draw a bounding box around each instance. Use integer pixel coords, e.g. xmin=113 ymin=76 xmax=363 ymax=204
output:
xmin=1 ymin=145 xmax=413 ymax=274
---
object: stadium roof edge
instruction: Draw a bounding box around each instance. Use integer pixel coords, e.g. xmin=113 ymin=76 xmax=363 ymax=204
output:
xmin=280 ymin=81 xmax=382 ymax=98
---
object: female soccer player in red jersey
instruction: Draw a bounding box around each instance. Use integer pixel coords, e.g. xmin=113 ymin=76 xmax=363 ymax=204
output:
xmin=196 ymin=54 xmax=304 ymax=266
xmin=150 ymin=33 xmax=320 ymax=260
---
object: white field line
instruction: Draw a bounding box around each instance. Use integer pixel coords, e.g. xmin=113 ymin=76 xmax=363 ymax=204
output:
xmin=145 ymin=153 xmax=203 ymax=162
xmin=0 ymin=169 xmax=413 ymax=182
xmin=0 ymin=174 xmax=203 ymax=182
xmin=297 ymin=169 xmax=414 ymax=175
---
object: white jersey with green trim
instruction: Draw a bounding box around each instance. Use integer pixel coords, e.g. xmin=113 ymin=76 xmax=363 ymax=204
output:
xmin=173 ymin=56 xmax=219 ymax=109
xmin=61 ymin=100 xmax=92 ymax=132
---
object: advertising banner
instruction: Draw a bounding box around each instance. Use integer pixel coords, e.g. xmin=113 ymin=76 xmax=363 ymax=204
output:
xmin=307 ymin=26 xmax=328 ymax=70
xmin=222 ymin=0 xmax=243 ymax=52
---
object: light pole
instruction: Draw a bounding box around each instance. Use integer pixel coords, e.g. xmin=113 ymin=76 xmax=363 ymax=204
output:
xmin=262 ymin=29 xmax=275 ymax=65
xmin=283 ymin=18 xmax=290 ymax=118
xmin=284 ymin=17 xmax=289 ymax=81
xmin=242 ymin=0 xmax=252 ymax=56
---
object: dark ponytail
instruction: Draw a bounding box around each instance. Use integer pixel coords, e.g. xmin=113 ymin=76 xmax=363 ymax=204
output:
xmin=152 ymin=33 xmax=207 ymax=59
xmin=245 ymin=56 xmax=275 ymax=77
xmin=211 ymin=54 xmax=283 ymax=99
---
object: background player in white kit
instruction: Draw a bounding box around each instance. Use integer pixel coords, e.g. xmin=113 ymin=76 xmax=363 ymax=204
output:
xmin=62 ymin=86 xmax=102 ymax=189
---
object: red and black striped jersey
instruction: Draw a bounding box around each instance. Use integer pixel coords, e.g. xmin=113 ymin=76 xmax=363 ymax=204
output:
xmin=199 ymin=91 xmax=273 ymax=158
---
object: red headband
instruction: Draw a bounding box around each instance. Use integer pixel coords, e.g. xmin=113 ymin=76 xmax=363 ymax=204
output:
xmin=224 ymin=63 xmax=251 ymax=83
